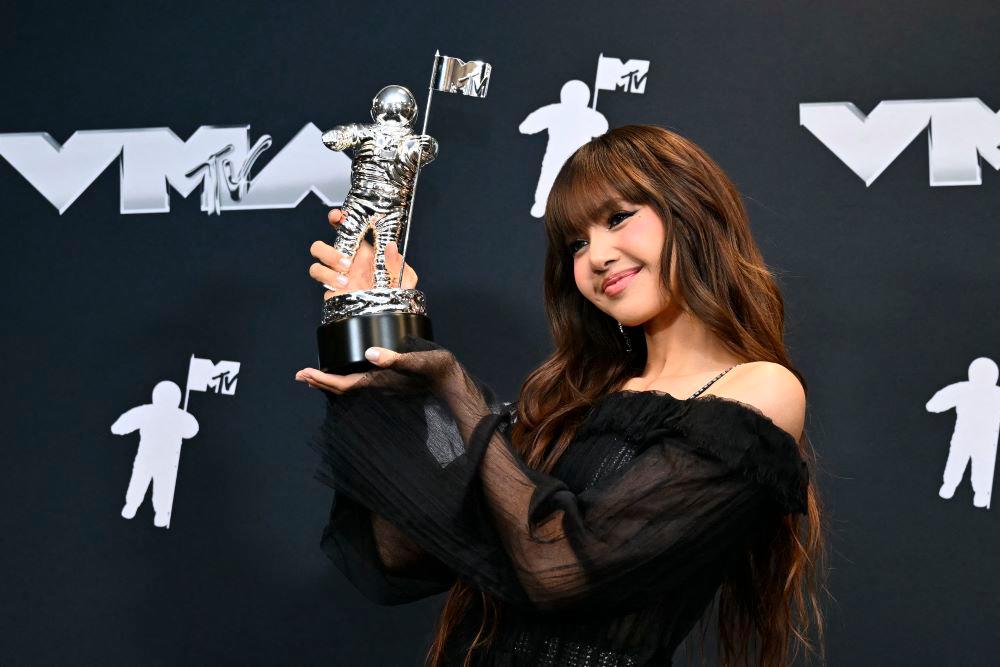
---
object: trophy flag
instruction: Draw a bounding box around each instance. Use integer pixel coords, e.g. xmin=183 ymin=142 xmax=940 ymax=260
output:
xmin=592 ymin=53 xmax=650 ymax=108
xmin=430 ymin=54 xmax=492 ymax=97
xmin=396 ymin=51 xmax=493 ymax=286
xmin=183 ymin=355 xmax=240 ymax=411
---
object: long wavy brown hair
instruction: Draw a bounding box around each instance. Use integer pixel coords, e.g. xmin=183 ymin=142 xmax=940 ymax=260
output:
xmin=424 ymin=124 xmax=829 ymax=667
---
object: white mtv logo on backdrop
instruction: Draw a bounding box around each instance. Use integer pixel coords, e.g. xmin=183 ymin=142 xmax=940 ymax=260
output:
xmin=800 ymin=98 xmax=1000 ymax=186
xmin=520 ymin=54 xmax=649 ymax=218
xmin=926 ymin=357 xmax=1000 ymax=510
xmin=0 ymin=124 xmax=350 ymax=215
xmin=110 ymin=355 xmax=240 ymax=528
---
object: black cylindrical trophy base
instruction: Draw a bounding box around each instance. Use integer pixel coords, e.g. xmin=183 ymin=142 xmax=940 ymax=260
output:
xmin=316 ymin=311 xmax=433 ymax=375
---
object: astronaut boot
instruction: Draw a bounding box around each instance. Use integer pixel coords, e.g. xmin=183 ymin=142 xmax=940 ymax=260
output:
xmin=938 ymin=482 xmax=956 ymax=499
xmin=121 ymin=504 xmax=138 ymax=519
xmin=973 ymin=491 xmax=990 ymax=508
xmin=154 ymin=512 xmax=170 ymax=528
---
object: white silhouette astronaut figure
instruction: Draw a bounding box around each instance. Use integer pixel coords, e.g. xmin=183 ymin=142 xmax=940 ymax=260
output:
xmin=322 ymin=85 xmax=438 ymax=288
xmin=111 ymin=380 xmax=199 ymax=527
xmin=926 ymin=357 xmax=1000 ymax=509
xmin=519 ymin=80 xmax=608 ymax=218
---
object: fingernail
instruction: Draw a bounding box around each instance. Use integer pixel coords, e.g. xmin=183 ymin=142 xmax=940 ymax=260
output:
xmin=364 ymin=347 xmax=380 ymax=362
xmin=338 ymin=257 xmax=351 ymax=269
xmin=335 ymin=273 xmax=348 ymax=285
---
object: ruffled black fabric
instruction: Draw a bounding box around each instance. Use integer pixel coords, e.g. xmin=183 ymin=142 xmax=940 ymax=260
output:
xmin=576 ymin=390 xmax=809 ymax=515
xmin=309 ymin=335 xmax=811 ymax=665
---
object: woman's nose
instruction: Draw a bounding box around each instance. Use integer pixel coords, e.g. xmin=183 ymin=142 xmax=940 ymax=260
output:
xmin=588 ymin=230 xmax=619 ymax=270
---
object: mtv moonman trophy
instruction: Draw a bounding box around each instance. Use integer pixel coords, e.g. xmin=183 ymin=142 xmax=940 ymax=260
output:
xmin=316 ymin=52 xmax=492 ymax=374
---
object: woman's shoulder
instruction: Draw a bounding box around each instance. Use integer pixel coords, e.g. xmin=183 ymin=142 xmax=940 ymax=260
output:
xmin=715 ymin=361 xmax=806 ymax=443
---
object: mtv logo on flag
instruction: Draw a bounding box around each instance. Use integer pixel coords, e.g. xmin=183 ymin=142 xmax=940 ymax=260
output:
xmin=431 ymin=53 xmax=492 ymax=98
xmin=186 ymin=355 xmax=240 ymax=395
xmin=595 ymin=55 xmax=650 ymax=94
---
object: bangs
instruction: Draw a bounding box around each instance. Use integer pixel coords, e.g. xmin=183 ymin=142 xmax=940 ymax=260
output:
xmin=545 ymin=144 xmax=651 ymax=243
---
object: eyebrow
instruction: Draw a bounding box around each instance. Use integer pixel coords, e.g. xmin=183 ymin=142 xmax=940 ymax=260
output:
xmin=586 ymin=197 xmax=626 ymax=225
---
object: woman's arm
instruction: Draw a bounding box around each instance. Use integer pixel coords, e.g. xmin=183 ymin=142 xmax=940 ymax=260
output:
xmin=461 ymin=409 xmax=778 ymax=612
xmin=320 ymin=489 xmax=455 ymax=606
xmin=313 ymin=385 xmax=516 ymax=605
xmin=310 ymin=337 xmax=807 ymax=613
xmin=371 ymin=510 xmax=428 ymax=571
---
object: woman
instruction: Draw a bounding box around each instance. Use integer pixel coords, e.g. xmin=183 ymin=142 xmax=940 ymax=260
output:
xmin=296 ymin=125 xmax=828 ymax=666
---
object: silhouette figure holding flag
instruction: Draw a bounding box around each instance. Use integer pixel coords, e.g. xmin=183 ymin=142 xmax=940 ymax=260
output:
xmin=111 ymin=381 xmax=199 ymax=528
xmin=111 ymin=354 xmax=239 ymax=528
xmin=519 ymin=55 xmax=649 ymax=218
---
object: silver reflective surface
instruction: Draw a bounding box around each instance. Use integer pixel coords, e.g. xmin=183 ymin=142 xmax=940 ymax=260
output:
xmin=431 ymin=54 xmax=491 ymax=98
xmin=323 ymin=86 xmax=438 ymax=288
xmin=369 ymin=84 xmax=419 ymax=125
xmin=320 ymin=287 xmax=427 ymax=324
xmin=320 ymin=85 xmax=438 ymax=323
xmin=0 ymin=124 xmax=350 ymax=215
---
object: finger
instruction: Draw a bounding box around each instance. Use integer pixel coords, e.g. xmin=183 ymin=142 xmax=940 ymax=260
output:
xmin=353 ymin=240 xmax=377 ymax=279
xmin=295 ymin=367 xmax=367 ymax=393
xmin=302 ymin=374 xmax=341 ymax=392
xmin=354 ymin=237 xmax=376 ymax=263
xmin=310 ymin=240 xmax=354 ymax=272
xmin=358 ymin=345 xmax=455 ymax=382
xmin=385 ymin=241 xmax=419 ymax=289
xmin=309 ymin=261 xmax=350 ymax=290
xmin=363 ymin=346 xmax=402 ymax=366
xmin=327 ymin=208 xmax=345 ymax=226
xmin=384 ymin=241 xmax=401 ymax=287
xmin=401 ymin=263 xmax=418 ymax=289
xmin=336 ymin=236 xmax=377 ymax=276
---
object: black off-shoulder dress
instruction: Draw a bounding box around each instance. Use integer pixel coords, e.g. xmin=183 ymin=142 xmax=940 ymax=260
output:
xmin=309 ymin=336 xmax=809 ymax=666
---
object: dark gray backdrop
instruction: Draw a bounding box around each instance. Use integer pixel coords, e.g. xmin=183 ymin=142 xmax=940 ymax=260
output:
xmin=2 ymin=1 xmax=998 ymax=664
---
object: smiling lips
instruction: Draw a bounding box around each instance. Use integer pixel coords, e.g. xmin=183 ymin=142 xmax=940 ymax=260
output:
xmin=601 ymin=267 xmax=641 ymax=296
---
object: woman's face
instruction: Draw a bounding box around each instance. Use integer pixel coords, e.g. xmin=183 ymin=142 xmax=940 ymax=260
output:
xmin=570 ymin=201 xmax=675 ymax=327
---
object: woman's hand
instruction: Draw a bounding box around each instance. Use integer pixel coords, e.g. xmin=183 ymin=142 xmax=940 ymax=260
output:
xmin=295 ymin=346 xmax=405 ymax=393
xmin=297 ymin=208 xmax=420 ymax=391
xmin=307 ymin=208 xmax=419 ymax=300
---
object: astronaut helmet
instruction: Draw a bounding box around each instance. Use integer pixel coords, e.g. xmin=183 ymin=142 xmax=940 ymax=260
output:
xmin=370 ymin=85 xmax=418 ymax=127
xmin=151 ymin=380 xmax=182 ymax=408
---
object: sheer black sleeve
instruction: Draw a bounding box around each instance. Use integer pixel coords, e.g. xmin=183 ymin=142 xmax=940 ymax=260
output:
xmin=309 ymin=336 xmax=808 ymax=614
xmin=313 ymin=360 xmax=516 ymax=607
xmin=319 ymin=489 xmax=456 ymax=605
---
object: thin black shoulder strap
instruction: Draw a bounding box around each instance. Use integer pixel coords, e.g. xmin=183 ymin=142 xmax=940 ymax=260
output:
xmin=687 ymin=363 xmax=742 ymax=399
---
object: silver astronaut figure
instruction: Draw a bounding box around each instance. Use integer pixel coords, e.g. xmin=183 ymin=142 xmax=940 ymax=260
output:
xmin=322 ymin=85 xmax=438 ymax=289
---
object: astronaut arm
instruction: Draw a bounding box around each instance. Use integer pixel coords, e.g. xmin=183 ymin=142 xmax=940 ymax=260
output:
xmin=182 ymin=413 xmax=199 ymax=439
xmin=926 ymin=384 xmax=960 ymax=412
xmin=419 ymin=134 xmax=438 ymax=165
xmin=110 ymin=407 xmax=143 ymax=435
xmin=518 ymin=107 xmax=551 ymax=134
xmin=402 ymin=134 xmax=438 ymax=167
xmin=322 ymin=123 xmax=370 ymax=152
